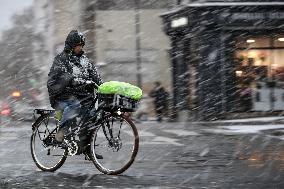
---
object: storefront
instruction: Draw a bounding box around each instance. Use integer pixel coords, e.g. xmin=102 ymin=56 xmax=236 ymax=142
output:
xmin=161 ymin=2 xmax=284 ymax=120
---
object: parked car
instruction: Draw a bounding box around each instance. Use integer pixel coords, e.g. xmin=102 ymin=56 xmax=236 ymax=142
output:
xmin=0 ymin=98 xmax=14 ymax=123
xmin=0 ymin=91 xmax=36 ymax=122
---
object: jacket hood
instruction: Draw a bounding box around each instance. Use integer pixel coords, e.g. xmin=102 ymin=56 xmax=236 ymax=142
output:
xmin=64 ymin=30 xmax=85 ymax=52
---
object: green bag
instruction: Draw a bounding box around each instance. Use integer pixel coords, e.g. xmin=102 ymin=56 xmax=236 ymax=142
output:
xmin=98 ymin=81 xmax=143 ymax=100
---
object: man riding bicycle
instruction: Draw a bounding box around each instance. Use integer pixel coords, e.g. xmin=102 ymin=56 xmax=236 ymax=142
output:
xmin=47 ymin=30 xmax=103 ymax=158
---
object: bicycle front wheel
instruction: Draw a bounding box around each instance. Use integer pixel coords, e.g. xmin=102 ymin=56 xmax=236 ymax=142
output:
xmin=90 ymin=114 xmax=139 ymax=175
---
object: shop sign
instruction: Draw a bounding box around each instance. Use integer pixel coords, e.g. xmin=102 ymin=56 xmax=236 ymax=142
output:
xmin=220 ymin=12 xmax=284 ymax=21
xmin=219 ymin=12 xmax=284 ymax=26
xmin=171 ymin=17 xmax=188 ymax=28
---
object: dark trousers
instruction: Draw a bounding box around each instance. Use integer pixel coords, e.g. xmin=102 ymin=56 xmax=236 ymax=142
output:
xmin=56 ymin=98 xmax=81 ymax=130
xmin=155 ymin=105 xmax=165 ymax=122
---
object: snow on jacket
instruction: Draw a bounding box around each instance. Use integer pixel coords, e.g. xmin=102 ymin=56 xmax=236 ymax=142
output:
xmin=47 ymin=51 xmax=103 ymax=108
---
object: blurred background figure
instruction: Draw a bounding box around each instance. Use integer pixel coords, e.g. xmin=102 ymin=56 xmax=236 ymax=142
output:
xmin=134 ymin=96 xmax=149 ymax=122
xmin=149 ymin=81 xmax=169 ymax=122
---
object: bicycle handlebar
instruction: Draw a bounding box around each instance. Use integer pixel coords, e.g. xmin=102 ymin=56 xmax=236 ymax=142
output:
xmin=85 ymin=81 xmax=99 ymax=90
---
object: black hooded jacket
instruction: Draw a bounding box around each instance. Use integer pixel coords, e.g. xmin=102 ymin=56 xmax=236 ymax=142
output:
xmin=47 ymin=30 xmax=103 ymax=108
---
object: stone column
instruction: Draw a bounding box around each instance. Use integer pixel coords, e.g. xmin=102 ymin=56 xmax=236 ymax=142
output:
xmin=170 ymin=35 xmax=190 ymax=121
xmin=196 ymin=29 xmax=223 ymax=120
xmin=221 ymin=31 xmax=238 ymax=112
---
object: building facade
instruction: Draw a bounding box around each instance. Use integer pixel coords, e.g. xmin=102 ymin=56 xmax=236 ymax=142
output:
xmin=161 ymin=1 xmax=284 ymax=120
xmin=94 ymin=0 xmax=174 ymax=92
xmin=33 ymin=0 xmax=175 ymax=116
xmin=33 ymin=0 xmax=96 ymax=106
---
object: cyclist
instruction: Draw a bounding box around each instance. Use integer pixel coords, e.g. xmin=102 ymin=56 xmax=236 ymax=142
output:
xmin=47 ymin=30 xmax=103 ymax=158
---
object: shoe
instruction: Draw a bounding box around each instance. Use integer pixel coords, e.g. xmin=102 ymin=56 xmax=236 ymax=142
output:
xmin=84 ymin=153 xmax=103 ymax=160
xmin=95 ymin=153 xmax=103 ymax=159
xmin=83 ymin=144 xmax=103 ymax=160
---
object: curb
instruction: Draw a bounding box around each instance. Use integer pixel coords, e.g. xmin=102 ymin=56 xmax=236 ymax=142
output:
xmin=193 ymin=120 xmax=284 ymax=126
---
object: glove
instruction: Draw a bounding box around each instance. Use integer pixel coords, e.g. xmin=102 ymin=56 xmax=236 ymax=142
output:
xmin=85 ymin=80 xmax=98 ymax=88
xmin=71 ymin=77 xmax=85 ymax=86
xmin=85 ymin=81 xmax=99 ymax=93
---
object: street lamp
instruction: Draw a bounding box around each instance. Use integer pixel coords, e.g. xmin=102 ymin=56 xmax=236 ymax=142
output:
xmin=135 ymin=0 xmax=142 ymax=88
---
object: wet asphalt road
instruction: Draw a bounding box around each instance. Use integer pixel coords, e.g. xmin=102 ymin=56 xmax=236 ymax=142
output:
xmin=0 ymin=119 xmax=283 ymax=189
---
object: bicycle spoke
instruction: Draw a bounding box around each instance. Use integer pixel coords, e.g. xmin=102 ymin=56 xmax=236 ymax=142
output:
xmin=118 ymin=119 xmax=123 ymax=139
xmin=102 ymin=122 xmax=111 ymax=144
xmin=43 ymin=117 xmax=49 ymax=129
xmin=91 ymin=115 xmax=139 ymax=174
xmin=106 ymin=119 xmax=114 ymax=139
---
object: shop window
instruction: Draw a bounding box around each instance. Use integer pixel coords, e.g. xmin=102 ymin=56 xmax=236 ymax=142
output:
xmin=236 ymin=50 xmax=271 ymax=67
xmin=271 ymin=50 xmax=284 ymax=82
xmin=235 ymin=34 xmax=284 ymax=112
xmin=248 ymin=37 xmax=270 ymax=48
xmin=273 ymin=37 xmax=284 ymax=48
xmin=236 ymin=36 xmax=271 ymax=49
xmin=235 ymin=35 xmax=284 ymax=83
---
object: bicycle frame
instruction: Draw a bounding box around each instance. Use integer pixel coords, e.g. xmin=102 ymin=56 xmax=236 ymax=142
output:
xmin=33 ymin=94 xmax=118 ymax=146
xmin=75 ymin=95 xmax=109 ymax=136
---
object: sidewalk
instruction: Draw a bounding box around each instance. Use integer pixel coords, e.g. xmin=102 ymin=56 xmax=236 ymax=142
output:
xmin=197 ymin=116 xmax=284 ymax=126
xmin=140 ymin=116 xmax=284 ymax=125
xmin=136 ymin=116 xmax=284 ymax=142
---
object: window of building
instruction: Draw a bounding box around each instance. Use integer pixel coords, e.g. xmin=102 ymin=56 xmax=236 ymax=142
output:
xmin=235 ymin=35 xmax=284 ymax=83
xmin=234 ymin=35 xmax=284 ymax=112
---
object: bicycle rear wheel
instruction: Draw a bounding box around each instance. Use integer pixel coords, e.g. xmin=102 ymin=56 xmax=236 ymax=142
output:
xmin=30 ymin=114 xmax=68 ymax=172
xmin=90 ymin=114 xmax=139 ymax=175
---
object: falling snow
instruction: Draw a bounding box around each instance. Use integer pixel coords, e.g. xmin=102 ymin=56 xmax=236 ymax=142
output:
xmin=0 ymin=0 xmax=284 ymax=188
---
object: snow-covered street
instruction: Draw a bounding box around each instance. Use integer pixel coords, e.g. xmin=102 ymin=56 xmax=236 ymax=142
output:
xmin=0 ymin=119 xmax=283 ymax=188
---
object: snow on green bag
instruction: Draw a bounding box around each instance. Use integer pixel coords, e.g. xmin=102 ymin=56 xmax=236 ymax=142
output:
xmin=98 ymin=81 xmax=143 ymax=101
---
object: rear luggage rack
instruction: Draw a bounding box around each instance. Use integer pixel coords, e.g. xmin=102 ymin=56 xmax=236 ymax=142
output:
xmin=34 ymin=109 xmax=55 ymax=115
xmin=33 ymin=109 xmax=55 ymax=122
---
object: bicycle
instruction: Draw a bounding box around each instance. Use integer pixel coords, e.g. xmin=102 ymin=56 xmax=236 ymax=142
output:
xmin=30 ymin=85 xmax=140 ymax=175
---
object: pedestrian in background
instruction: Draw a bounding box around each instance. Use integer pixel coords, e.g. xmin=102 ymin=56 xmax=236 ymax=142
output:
xmin=149 ymin=81 xmax=169 ymax=122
